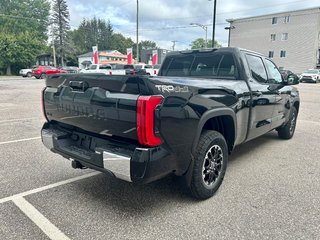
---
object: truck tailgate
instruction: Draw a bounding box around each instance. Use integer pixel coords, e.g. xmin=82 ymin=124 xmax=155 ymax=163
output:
xmin=43 ymin=74 xmax=151 ymax=141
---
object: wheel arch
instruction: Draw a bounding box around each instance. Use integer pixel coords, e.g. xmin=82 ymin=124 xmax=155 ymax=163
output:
xmin=191 ymin=108 xmax=237 ymax=155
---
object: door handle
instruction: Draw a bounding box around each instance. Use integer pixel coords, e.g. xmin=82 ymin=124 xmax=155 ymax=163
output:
xmin=69 ymin=81 xmax=89 ymax=91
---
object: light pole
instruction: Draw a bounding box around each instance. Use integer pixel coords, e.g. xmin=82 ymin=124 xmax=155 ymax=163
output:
xmin=208 ymin=0 xmax=217 ymax=48
xmin=136 ymin=0 xmax=139 ymax=63
xmin=224 ymin=26 xmax=235 ymax=47
xmin=190 ymin=23 xmax=208 ymax=48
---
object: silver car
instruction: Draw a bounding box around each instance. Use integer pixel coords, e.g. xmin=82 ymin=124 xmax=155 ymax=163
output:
xmin=300 ymin=69 xmax=320 ymax=83
xmin=19 ymin=68 xmax=32 ymax=78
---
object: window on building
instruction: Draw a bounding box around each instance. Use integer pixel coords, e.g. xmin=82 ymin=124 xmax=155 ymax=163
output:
xmin=284 ymin=16 xmax=290 ymax=23
xmin=246 ymin=54 xmax=268 ymax=83
xmin=271 ymin=34 xmax=276 ymax=41
xmin=272 ymin=17 xmax=277 ymax=24
xmin=282 ymin=33 xmax=288 ymax=41
xmin=268 ymin=51 xmax=274 ymax=58
xmin=280 ymin=50 xmax=287 ymax=58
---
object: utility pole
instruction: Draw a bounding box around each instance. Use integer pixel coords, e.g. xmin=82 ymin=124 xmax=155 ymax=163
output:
xmin=136 ymin=0 xmax=139 ymax=63
xmin=190 ymin=23 xmax=208 ymax=48
xmin=209 ymin=0 xmax=217 ymax=48
xmin=171 ymin=40 xmax=177 ymax=51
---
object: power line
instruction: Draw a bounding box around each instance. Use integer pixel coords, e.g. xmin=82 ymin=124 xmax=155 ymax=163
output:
xmin=120 ymin=10 xmax=319 ymax=34
xmin=141 ymin=0 xmax=317 ymax=22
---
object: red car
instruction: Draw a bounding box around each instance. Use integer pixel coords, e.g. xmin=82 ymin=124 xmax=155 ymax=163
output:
xmin=32 ymin=66 xmax=67 ymax=79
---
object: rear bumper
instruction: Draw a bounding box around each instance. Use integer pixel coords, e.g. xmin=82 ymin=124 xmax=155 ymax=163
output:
xmin=41 ymin=122 xmax=174 ymax=183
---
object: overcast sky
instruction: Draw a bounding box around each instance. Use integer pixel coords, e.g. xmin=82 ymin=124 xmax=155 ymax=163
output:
xmin=67 ymin=0 xmax=319 ymax=50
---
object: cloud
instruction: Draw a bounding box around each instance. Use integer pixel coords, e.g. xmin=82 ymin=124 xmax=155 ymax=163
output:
xmin=67 ymin=0 xmax=320 ymax=50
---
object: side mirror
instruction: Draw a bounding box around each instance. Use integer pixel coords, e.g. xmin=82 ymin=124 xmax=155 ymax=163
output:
xmin=285 ymin=74 xmax=299 ymax=85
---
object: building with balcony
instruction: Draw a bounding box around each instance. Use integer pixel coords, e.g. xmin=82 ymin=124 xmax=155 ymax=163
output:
xmin=227 ymin=7 xmax=320 ymax=73
xmin=78 ymin=50 xmax=127 ymax=69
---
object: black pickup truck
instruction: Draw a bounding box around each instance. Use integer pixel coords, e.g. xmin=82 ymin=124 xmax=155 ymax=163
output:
xmin=41 ymin=48 xmax=300 ymax=199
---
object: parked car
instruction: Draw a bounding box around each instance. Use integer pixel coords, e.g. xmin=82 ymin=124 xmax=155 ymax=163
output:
xmin=153 ymin=64 xmax=161 ymax=76
xmin=300 ymin=69 xmax=320 ymax=83
xmin=110 ymin=64 xmax=134 ymax=75
xmin=80 ymin=64 xmax=112 ymax=74
xmin=60 ymin=66 xmax=80 ymax=74
xmin=32 ymin=66 xmax=67 ymax=79
xmin=19 ymin=68 xmax=32 ymax=78
xmin=134 ymin=64 xmax=159 ymax=76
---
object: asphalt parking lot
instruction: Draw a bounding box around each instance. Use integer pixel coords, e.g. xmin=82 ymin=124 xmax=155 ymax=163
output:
xmin=0 ymin=76 xmax=319 ymax=240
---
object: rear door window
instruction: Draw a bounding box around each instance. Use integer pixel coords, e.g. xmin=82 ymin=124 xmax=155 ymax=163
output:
xmin=246 ymin=54 xmax=268 ymax=83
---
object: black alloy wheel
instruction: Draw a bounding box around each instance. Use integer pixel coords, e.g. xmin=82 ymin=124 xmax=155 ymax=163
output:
xmin=189 ymin=130 xmax=228 ymax=199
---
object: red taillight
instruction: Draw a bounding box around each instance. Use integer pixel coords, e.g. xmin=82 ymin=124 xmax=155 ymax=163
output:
xmin=136 ymin=95 xmax=163 ymax=147
xmin=41 ymin=88 xmax=48 ymax=121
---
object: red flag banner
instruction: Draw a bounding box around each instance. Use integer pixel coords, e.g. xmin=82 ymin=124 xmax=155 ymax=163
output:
xmin=127 ymin=48 xmax=133 ymax=64
xmin=152 ymin=50 xmax=158 ymax=65
xmin=92 ymin=46 xmax=98 ymax=64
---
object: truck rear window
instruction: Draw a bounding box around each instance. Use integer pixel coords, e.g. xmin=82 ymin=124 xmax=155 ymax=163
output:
xmin=160 ymin=52 xmax=238 ymax=79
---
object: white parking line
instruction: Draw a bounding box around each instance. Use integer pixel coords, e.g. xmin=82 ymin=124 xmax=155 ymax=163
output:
xmin=0 ymin=117 xmax=38 ymax=123
xmin=0 ymin=137 xmax=41 ymax=145
xmin=298 ymin=119 xmax=320 ymax=125
xmin=13 ymin=197 xmax=71 ymax=240
xmin=0 ymin=172 xmax=100 ymax=204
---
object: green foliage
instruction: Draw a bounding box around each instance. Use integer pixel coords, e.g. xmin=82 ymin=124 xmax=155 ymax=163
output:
xmin=70 ymin=18 xmax=154 ymax=57
xmin=0 ymin=0 xmax=50 ymax=40
xmin=110 ymin=33 xmax=134 ymax=54
xmin=70 ymin=18 xmax=114 ymax=53
xmin=0 ymin=0 xmax=50 ymax=74
xmin=0 ymin=32 xmax=47 ymax=74
xmin=139 ymin=40 xmax=157 ymax=50
xmin=50 ymin=0 xmax=71 ymax=65
xmin=190 ymin=38 xmax=222 ymax=49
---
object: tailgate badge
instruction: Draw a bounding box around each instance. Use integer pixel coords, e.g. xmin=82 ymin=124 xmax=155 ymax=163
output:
xmin=155 ymin=85 xmax=189 ymax=93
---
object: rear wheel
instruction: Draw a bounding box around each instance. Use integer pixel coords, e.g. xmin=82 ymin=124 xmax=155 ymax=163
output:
xmin=40 ymin=73 xmax=47 ymax=79
xmin=26 ymin=72 xmax=32 ymax=78
xmin=277 ymin=107 xmax=297 ymax=139
xmin=189 ymin=130 xmax=228 ymax=199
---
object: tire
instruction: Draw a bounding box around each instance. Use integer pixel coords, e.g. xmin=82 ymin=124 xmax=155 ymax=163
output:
xmin=189 ymin=130 xmax=228 ymax=200
xmin=26 ymin=72 xmax=32 ymax=78
xmin=277 ymin=107 xmax=297 ymax=139
xmin=40 ymin=73 xmax=47 ymax=79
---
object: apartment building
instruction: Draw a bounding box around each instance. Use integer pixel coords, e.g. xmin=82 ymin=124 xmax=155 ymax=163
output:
xmin=227 ymin=7 xmax=320 ymax=73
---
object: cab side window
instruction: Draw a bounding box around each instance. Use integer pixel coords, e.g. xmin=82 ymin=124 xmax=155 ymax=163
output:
xmin=264 ymin=59 xmax=283 ymax=84
xmin=246 ymin=54 xmax=268 ymax=83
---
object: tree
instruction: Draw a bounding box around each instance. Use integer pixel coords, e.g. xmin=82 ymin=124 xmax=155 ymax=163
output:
xmin=0 ymin=0 xmax=50 ymax=74
xmin=139 ymin=40 xmax=157 ymax=50
xmin=190 ymin=38 xmax=222 ymax=49
xmin=0 ymin=32 xmax=47 ymax=74
xmin=70 ymin=18 xmax=115 ymax=55
xmin=50 ymin=0 xmax=70 ymax=66
xmin=110 ymin=33 xmax=134 ymax=54
xmin=0 ymin=0 xmax=50 ymax=41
